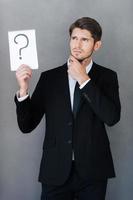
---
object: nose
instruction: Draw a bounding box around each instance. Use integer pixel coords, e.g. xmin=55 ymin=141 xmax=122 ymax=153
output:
xmin=75 ymin=39 xmax=82 ymax=48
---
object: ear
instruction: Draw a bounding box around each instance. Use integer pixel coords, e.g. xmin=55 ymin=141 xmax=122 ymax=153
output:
xmin=94 ymin=41 xmax=102 ymax=51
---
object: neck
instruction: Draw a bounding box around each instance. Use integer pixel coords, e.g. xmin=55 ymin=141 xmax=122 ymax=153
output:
xmin=79 ymin=57 xmax=92 ymax=69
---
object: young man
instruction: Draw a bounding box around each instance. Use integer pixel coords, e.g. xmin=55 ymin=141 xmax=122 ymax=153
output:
xmin=15 ymin=17 xmax=121 ymax=200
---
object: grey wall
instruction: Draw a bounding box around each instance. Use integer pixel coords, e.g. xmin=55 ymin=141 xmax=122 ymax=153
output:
xmin=0 ymin=0 xmax=133 ymax=199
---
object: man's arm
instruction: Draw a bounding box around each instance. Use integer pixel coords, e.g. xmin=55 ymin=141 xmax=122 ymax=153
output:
xmin=81 ymin=71 xmax=121 ymax=126
xmin=15 ymin=65 xmax=45 ymax=133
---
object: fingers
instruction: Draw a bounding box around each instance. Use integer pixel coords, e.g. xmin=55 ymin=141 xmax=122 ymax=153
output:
xmin=16 ymin=64 xmax=32 ymax=80
xmin=68 ymin=57 xmax=82 ymax=81
xmin=68 ymin=55 xmax=81 ymax=71
xmin=69 ymin=55 xmax=79 ymax=64
xmin=16 ymin=64 xmax=32 ymax=76
xmin=15 ymin=65 xmax=32 ymax=95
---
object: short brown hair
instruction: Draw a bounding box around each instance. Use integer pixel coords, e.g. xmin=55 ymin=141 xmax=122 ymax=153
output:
xmin=69 ymin=17 xmax=102 ymax=42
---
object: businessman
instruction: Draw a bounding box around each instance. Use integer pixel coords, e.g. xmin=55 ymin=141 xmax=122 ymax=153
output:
xmin=15 ymin=17 xmax=121 ymax=200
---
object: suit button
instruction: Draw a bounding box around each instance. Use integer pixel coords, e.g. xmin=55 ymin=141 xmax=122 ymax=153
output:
xmin=68 ymin=122 xmax=72 ymax=126
xmin=67 ymin=140 xmax=72 ymax=144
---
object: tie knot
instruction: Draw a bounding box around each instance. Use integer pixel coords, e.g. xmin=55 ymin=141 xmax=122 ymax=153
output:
xmin=75 ymin=82 xmax=80 ymax=88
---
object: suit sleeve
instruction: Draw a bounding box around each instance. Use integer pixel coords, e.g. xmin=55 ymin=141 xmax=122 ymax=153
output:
xmin=81 ymin=71 xmax=121 ymax=126
xmin=15 ymin=73 xmax=45 ymax=133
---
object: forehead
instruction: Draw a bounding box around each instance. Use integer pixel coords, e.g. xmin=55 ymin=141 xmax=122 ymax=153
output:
xmin=71 ymin=28 xmax=92 ymax=38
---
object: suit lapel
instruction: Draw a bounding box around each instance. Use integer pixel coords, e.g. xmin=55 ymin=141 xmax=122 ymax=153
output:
xmin=88 ymin=62 xmax=99 ymax=81
xmin=58 ymin=63 xmax=73 ymax=114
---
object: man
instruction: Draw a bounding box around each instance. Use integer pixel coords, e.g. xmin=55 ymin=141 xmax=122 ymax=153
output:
xmin=15 ymin=17 xmax=121 ymax=200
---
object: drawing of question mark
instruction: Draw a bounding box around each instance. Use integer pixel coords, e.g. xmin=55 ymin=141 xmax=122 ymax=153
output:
xmin=14 ymin=34 xmax=29 ymax=59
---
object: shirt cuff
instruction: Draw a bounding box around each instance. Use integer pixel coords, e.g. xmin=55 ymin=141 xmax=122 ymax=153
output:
xmin=79 ymin=79 xmax=90 ymax=89
xmin=16 ymin=91 xmax=29 ymax=102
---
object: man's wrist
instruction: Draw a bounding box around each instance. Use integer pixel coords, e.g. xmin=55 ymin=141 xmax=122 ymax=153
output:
xmin=78 ymin=74 xmax=91 ymax=86
xmin=16 ymin=90 xmax=29 ymax=102
xmin=19 ymin=89 xmax=28 ymax=97
xmin=80 ymin=79 xmax=91 ymax=89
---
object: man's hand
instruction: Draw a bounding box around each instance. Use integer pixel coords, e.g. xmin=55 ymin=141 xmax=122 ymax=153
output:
xmin=16 ymin=64 xmax=32 ymax=97
xmin=67 ymin=55 xmax=90 ymax=85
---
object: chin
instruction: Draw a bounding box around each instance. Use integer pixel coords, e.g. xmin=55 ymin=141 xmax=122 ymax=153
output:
xmin=75 ymin=56 xmax=84 ymax=62
xmin=72 ymin=54 xmax=82 ymax=60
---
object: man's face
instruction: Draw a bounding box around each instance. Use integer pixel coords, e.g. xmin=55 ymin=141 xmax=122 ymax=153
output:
xmin=70 ymin=28 xmax=101 ymax=62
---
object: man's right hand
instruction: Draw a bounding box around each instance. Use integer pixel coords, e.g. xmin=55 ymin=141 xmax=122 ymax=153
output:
xmin=16 ymin=64 xmax=32 ymax=97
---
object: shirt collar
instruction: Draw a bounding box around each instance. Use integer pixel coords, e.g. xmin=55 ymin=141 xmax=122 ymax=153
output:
xmin=67 ymin=59 xmax=93 ymax=74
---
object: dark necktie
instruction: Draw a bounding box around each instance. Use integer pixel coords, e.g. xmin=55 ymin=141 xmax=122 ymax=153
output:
xmin=73 ymin=82 xmax=81 ymax=118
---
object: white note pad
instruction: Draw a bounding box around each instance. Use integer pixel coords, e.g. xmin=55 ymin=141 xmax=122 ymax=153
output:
xmin=8 ymin=29 xmax=38 ymax=71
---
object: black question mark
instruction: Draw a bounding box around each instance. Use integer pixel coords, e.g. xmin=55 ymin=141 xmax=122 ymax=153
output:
xmin=14 ymin=34 xmax=29 ymax=59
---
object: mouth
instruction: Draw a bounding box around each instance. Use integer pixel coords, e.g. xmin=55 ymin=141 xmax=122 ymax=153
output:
xmin=73 ymin=50 xmax=82 ymax=54
xmin=74 ymin=51 xmax=81 ymax=53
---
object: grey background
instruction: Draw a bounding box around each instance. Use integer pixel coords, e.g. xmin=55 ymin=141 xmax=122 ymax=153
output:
xmin=0 ymin=0 xmax=133 ymax=199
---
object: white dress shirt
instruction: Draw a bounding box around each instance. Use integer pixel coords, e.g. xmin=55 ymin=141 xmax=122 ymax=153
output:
xmin=68 ymin=59 xmax=93 ymax=110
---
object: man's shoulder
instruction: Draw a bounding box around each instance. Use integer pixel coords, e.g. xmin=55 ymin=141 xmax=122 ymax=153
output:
xmin=93 ymin=62 xmax=117 ymax=76
xmin=41 ymin=63 xmax=67 ymax=77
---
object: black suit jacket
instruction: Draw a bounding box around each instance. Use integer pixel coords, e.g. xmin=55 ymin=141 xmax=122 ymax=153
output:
xmin=15 ymin=62 xmax=121 ymax=185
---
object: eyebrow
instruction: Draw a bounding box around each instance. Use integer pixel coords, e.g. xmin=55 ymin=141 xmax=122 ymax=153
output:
xmin=71 ymin=35 xmax=91 ymax=40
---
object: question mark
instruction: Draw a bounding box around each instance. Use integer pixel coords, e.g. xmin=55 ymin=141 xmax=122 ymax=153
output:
xmin=14 ymin=34 xmax=29 ymax=60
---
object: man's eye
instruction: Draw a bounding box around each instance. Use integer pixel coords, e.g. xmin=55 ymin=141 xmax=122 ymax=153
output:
xmin=71 ymin=36 xmax=76 ymax=40
xmin=82 ymin=38 xmax=89 ymax=42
